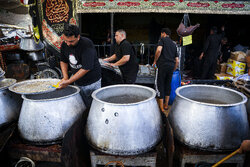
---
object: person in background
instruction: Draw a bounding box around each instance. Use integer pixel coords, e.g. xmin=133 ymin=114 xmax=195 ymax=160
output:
xmin=153 ymin=28 xmax=179 ymax=112
xmin=219 ymin=37 xmax=231 ymax=63
xmin=103 ymin=29 xmax=138 ymax=84
xmin=199 ymin=26 xmax=225 ymax=79
xmin=58 ymin=24 xmax=101 ymax=108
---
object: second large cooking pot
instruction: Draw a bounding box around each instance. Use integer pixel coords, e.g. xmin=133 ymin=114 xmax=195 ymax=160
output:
xmin=169 ymin=84 xmax=249 ymax=151
xmin=0 ymin=78 xmax=22 ymax=127
xmin=18 ymin=85 xmax=86 ymax=143
xmin=86 ymin=84 xmax=163 ymax=155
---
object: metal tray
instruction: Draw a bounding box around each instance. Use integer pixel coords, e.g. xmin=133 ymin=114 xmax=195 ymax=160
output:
xmin=0 ymin=70 xmax=5 ymax=78
xmin=0 ymin=78 xmax=16 ymax=90
xmin=98 ymin=58 xmax=121 ymax=75
xmin=9 ymin=78 xmax=60 ymax=95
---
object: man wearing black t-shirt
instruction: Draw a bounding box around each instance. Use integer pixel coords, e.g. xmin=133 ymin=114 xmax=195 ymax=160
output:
xmin=103 ymin=29 xmax=138 ymax=84
xmin=58 ymin=24 xmax=101 ymax=107
xmin=153 ymin=28 xmax=179 ymax=112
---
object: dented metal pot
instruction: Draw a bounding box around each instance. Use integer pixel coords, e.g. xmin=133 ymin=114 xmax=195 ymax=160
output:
xmin=169 ymin=84 xmax=249 ymax=151
xmin=86 ymin=84 xmax=163 ymax=155
xmin=18 ymin=85 xmax=86 ymax=143
xmin=0 ymin=78 xmax=22 ymax=127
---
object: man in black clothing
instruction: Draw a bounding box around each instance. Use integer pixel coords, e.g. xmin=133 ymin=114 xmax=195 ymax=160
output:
xmin=103 ymin=29 xmax=138 ymax=84
xmin=59 ymin=24 xmax=101 ymax=107
xmin=219 ymin=37 xmax=231 ymax=63
xmin=153 ymin=28 xmax=179 ymax=112
xmin=199 ymin=26 xmax=225 ymax=79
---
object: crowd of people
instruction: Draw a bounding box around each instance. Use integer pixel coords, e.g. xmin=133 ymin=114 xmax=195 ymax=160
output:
xmin=56 ymin=24 xmax=249 ymax=155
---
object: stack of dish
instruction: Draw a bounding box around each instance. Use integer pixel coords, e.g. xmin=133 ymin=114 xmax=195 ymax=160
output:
xmin=0 ymin=67 xmax=5 ymax=81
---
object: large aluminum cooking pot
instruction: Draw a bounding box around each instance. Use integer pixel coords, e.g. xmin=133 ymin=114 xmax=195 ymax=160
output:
xmin=18 ymin=85 xmax=86 ymax=143
xmin=20 ymin=37 xmax=44 ymax=51
xmin=86 ymin=84 xmax=163 ymax=155
xmin=27 ymin=50 xmax=45 ymax=61
xmin=0 ymin=78 xmax=22 ymax=127
xmin=169 ymin=84 xmax=249 ymax=151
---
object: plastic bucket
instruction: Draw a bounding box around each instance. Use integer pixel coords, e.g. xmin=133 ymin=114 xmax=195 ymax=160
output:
xmin=169 ymin=70 xmax=181 ymax=105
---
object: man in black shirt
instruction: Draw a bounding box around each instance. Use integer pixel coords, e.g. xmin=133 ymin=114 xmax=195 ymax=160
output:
xmin=103 ymin=29 xmax=138 ymax=84
xmin=153 ymin=28 xmax=179 ymax=112
xmin=59 ymin=24 xmax=101 ymax=107
xmin=199 ymin=26 xmax=225 ymax=79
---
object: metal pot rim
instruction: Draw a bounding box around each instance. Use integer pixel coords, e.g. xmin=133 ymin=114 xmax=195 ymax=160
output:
xmin=0 ymin=78 xmax=17 ymax=91
xmin=92 ymin=84 xmax=156 ymax=106
xmin=175 ymin=84 xmax=247 ymax=106
xmin=21 ymin=85 xmax=80 ymax=102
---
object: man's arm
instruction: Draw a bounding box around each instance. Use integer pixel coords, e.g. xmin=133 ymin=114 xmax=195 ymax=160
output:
xmin=103 ymin=54 xmax=117 ymax=62
xmin=174 ymin=57 xmax=179 ymax=71
xmin=58 ymin=68 xmax=90 ymax=89
xmin=153 ymin=46 xmax=163 ymax=67
xmin=239 ymin=140 xmax=250 ymax=153
xmin=200 ymin=36 xmax=210 ymax=60
xmin=60 ymin=61 xmax=69 ymax=80
xmin=110 ymin=55 xmax=130 ymax=67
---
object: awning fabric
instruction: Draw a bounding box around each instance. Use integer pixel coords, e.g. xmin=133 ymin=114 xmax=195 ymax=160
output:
xmin=76 ymin=0 xmax=250 ymax=15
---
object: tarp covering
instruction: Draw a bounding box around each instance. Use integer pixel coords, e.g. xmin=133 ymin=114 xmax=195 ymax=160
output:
xmin=76 ymin=0 xmax=250 ymax=15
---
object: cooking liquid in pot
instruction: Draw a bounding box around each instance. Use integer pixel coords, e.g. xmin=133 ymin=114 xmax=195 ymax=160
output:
xmin=102 ymin=95 xmax=148 ymax=104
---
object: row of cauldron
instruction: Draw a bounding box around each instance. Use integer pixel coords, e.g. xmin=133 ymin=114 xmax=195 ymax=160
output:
xmin=0 ymin=78 xmax=249 ymax=155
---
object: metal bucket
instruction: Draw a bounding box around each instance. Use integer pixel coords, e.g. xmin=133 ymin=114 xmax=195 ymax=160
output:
xmin=86 ymin=84 xmax=163 ymax=155
xmin=169 ymin=84 xmax=249 ymax=151
xmin=18 ymin=86 xmax=86 ymax=143
xmin=0 ymin=78 xmax=22 ymax=127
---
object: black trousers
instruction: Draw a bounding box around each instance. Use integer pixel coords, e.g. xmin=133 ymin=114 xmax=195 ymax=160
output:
xmin=201 ymin=58 xmax=217 ymax=79
xmin=156 ymin=65 xmax=174 ymax=99
xmin=121 ymin=66 xmax=138 ymax=84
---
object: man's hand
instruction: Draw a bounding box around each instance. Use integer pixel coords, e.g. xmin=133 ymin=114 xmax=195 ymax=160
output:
xmin=103 ymin=58 xmax=109 ymax=62
xmin=57 ymin=78 xmax=70 ymax=89
xmin=199 ymin=52 xmax=204 ymax=60
xmin=104 ymin=62 xmax=115 ymax=67
xmin=239 ymin=140 xmax=250 ymax=153
xmin=152 ymin=62 xmax=157 ymax=69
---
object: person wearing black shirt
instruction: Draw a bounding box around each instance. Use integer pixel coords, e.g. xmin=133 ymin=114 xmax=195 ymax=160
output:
xmin=153 ymin=28 xmax=179 ymax=112
xmin=219 ymin=37 xmax=231 ymax=63
xmin=103 ymin=29 xmax=138 ymax=84
xmin=59 ymin=24 xmax=101 ymax=107
xmin=199 ymin=26 xmax=225 ymax=79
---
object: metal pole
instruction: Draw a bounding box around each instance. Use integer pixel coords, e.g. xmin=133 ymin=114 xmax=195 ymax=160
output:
xmin=179 ymin=13 xmax=189 ymax=79
xmin=111 ymin=13 xmax=114 ymax=44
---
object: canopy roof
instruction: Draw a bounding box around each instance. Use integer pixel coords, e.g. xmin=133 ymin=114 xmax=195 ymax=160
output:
xmin=76 ymin=0 xmax=250 ymax=15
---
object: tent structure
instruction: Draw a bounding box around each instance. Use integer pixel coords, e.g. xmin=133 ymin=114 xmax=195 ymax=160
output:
xmin=35 ymin=0 xmax=249 ymax=54
xmin=76 ymin=0 xmax=250 ymax=15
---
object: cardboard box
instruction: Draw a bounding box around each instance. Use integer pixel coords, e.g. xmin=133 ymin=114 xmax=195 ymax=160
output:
xmin=219 ymin=63 xmax=227 ymax=73
xmin=230 ymin=51 xmax=246 ymax=62
xmin=215 ymin=73 xmax=234 ymax=80
xmin=227 ymin=58 xmax=246 ymax=69
xmin=226 ymin=66 xmax=246 ymax=77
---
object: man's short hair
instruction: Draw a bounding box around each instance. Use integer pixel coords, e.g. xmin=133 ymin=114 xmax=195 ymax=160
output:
xmin=116 ymin=29 xmax=126 ymax=37
xmin=161 ymin=28 xmax=171 ymax=36
xmin=63 ymin=24 xmax=80 ymax=37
